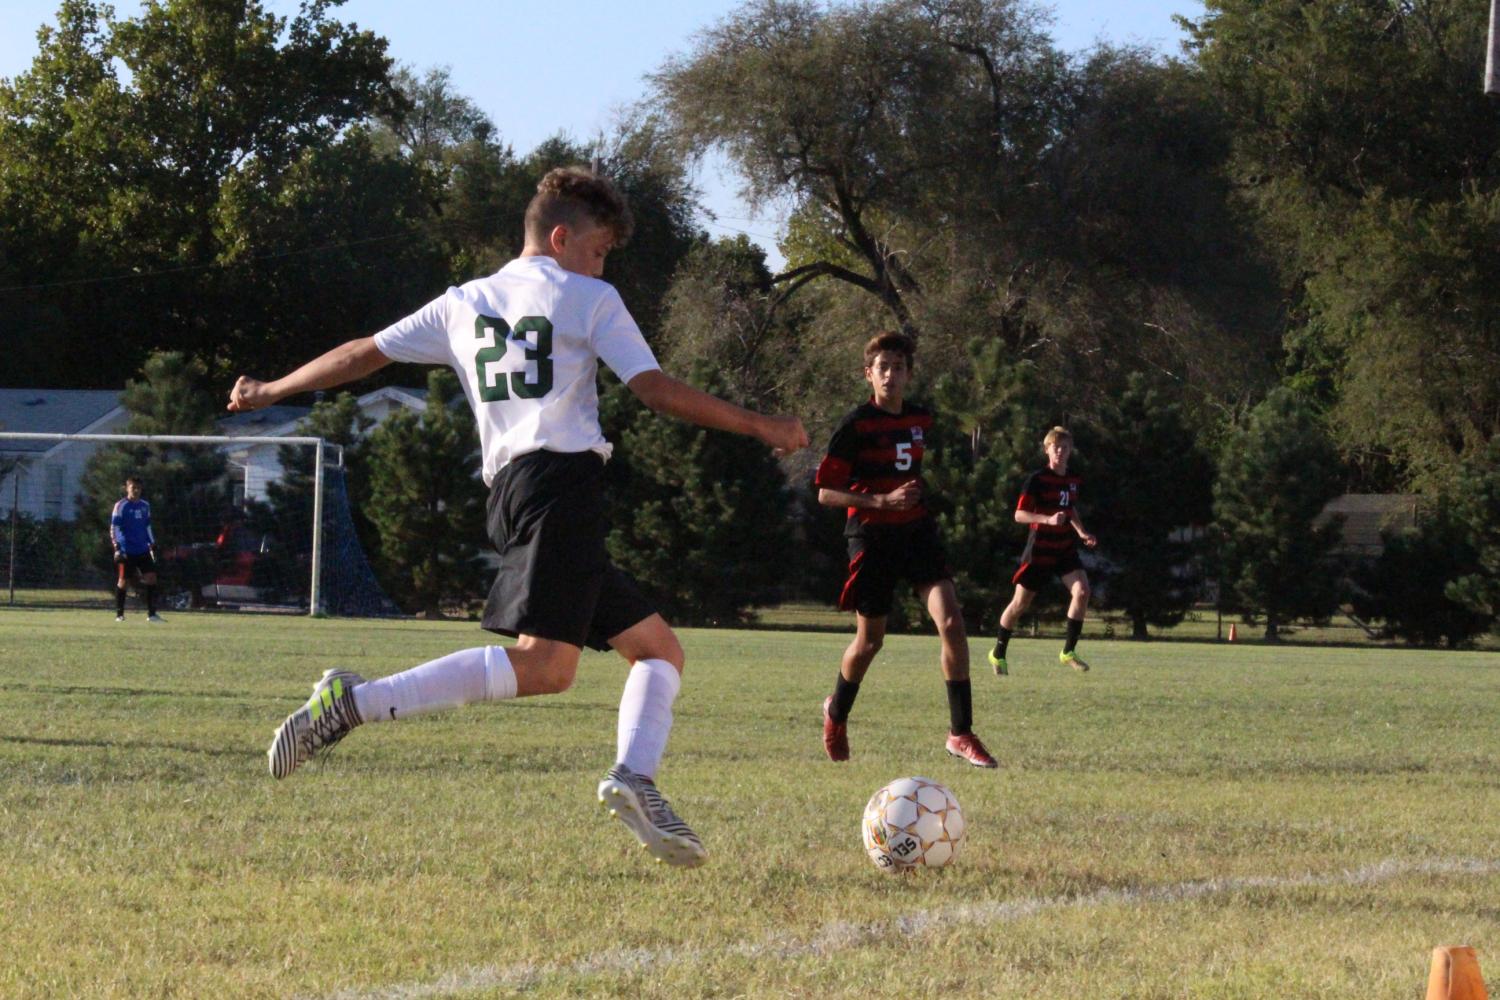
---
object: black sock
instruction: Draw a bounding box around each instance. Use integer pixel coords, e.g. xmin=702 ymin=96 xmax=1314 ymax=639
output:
xmin=145 ymin=584 xmax=156 ymax=616
xmin=1064 ymin=616 xmax=1084 ymax=653
xmin=829 ymin=674 xmax=860 ymax=723
xmin=115 ymin=587 xmax=126 ymax=615
xmin=945 ymin=679 xmax=973 ymax=735
xmin=991 ymin=625 xmax=1013 ymax=660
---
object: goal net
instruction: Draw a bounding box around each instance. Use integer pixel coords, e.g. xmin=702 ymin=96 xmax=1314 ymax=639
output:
xmin=0 ymin=432 xmax=396 ymax=617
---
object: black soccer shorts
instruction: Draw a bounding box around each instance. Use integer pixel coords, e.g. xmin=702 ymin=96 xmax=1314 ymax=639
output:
xmin=837 ymin=517 xmax=951 ymax=618
xmin=481 ymin=449 xmax=656 ymax=652
xmin=115 ymin=551 xmax=156 ymax=579
xmin=1011 ymin=547 xmax=1084 ymax=591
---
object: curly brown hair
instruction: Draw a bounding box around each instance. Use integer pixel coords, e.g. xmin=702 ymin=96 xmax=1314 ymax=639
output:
xmin=523 ymin=166 xmax=634 ymax=248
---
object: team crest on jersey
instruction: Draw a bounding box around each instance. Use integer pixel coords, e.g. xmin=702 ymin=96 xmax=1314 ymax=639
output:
xmin=911 ymin=427 xmax=924 ymax=443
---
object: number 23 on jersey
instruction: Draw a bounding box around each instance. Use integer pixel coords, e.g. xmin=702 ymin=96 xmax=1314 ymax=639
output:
xmin=474 ymin=314 xmax=554 ymax=402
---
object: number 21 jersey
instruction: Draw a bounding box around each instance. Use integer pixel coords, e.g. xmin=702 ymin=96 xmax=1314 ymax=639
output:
xmin=372 ymin=256 xmax=660 ymax=486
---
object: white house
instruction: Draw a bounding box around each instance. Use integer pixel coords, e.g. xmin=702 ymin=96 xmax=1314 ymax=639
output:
xmin=215 ymin=386 xmax=431 ymax=504
xmin=0 ymin=390 xmax=128 ymax=520
xmin=0 ymin=386 xmax=430 ymax=521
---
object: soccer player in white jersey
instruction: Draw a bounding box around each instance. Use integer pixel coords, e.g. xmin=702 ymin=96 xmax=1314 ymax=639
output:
xmin=228 ymin=167 xmax=807 ymax=867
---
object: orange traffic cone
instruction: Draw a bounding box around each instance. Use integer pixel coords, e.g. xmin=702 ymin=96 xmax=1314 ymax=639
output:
xmin=1227 ymin=623 xmax=1237 ymax=642
xmin=1427 ymin=946 xmax=1489 ymax=1000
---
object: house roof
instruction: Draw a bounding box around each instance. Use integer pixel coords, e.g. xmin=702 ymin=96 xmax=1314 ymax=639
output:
xmin=0 ymin=389 xmax=124 ymax=452
xmin=1319 ymin=493 xmax=1421 ymax=555
xmin=216 ymin=405 xmax=314 ymax=436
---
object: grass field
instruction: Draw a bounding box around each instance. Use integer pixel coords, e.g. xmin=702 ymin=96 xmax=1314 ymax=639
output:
xmin=2 ymin=608 xmax=1498 ymax=998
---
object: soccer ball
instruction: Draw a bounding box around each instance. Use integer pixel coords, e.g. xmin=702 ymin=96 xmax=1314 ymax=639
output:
xmin=861 ymin=776 xmax=965 ymax=872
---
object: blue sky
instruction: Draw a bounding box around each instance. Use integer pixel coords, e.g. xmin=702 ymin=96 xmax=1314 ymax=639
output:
xmin=1 ymin=0 xmax=1196 ymax=267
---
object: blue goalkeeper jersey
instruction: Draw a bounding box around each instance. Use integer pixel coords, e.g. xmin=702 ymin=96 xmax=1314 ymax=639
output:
xmin=111 ymin=498 xmax=155 ymax=555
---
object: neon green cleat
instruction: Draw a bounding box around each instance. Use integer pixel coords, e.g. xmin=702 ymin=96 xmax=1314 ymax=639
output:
xmin=1059 ymin=650 xmax=1089 ymax=672
xmin=987 ymin=647 xmax=1008 ymax=676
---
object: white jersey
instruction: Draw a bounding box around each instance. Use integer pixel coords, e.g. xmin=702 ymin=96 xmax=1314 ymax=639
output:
xmin=373 ymin=256 xmax=660 ymax=485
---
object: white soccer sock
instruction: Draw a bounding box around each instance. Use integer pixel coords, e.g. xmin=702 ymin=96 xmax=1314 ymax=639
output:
xmin=616 ymin=658 xmax=681 ymax=779
xmin=354 ymin=645 xmax=517 ymax=723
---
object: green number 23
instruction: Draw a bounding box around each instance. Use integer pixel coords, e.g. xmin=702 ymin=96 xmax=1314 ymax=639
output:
xmin=474 ymin=314 xmax=554 ymax=402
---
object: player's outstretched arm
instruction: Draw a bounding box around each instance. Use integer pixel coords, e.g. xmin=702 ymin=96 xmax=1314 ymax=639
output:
xmin=228 ymin=337 xmax=392 ymax=412
xmin=627 ymin=370 xmax=808 ymax=455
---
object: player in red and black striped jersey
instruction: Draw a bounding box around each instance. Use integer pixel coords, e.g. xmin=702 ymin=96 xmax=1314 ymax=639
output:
xmin=988 ymin=426 xmax=1099 ymax=674
xmin=811 ymin=333 xmax=997 ymax=769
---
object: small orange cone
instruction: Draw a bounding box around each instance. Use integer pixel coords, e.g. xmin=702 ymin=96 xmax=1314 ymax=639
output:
xmin=1227 ymin=623 xmax=1238 ymax=642
xmin=1427 ymin=946 xmax=1489 ymax=1000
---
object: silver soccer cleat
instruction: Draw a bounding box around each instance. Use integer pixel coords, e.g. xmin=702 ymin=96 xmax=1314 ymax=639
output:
xmin=597 ymin=764 xmax=707 ymax=867
xmin=267 ymin=668 xmax=366 ymax=779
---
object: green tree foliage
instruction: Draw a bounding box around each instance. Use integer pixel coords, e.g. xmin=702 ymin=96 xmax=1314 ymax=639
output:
xmin=1084 ymin=374 xmax=1215 ymax=638
xmin=1352 ymin=510 xmax=1491 ymax=648
xmin=362 ymin=370 xmax=487 ymax=616
xmin=654 ymin=0 xmax=1277 ymax=418
xmin=1184 ymin=0 xmax=1500 ymax=488
xmin=916 ymin=344 xmax=1050 ymax=631
xmin=0 ymin=0 xmax=404 ymax=385
xmin=1445 ymin=435 xmax=1500 ymax=620
xmin=77 ymin=351 xmax=234 ymax=588
xmin=1213 ymin=388 xmax=1346 ymax=638
xmin=606 ymin=368 xmax=793 ymax=626
xmin=655 ymin=0 xmax=1063 ymax=338
xmin=1303 ymin=192 xmax=1500 ymax=492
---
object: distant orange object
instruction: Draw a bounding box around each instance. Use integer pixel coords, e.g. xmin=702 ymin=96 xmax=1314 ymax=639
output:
xmin=1427 ymin=946 xmax=1488 ymax=1000
xmin=1227 ymin=623 xmax=1238 ymax=642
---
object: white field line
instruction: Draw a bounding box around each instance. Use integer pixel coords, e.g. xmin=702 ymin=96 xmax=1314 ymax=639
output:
xmin=317 ymin=857 xmax=1500 ymax=1000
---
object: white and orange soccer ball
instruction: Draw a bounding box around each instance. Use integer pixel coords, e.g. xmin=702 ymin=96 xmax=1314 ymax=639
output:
xmin=861 ymin=776 xmax=965 ymax=872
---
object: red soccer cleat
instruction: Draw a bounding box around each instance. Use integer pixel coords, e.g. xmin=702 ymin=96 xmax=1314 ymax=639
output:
xmin=822 ymin=696 xmax=850 ymax=762
xmin=945 ymin=731 xmax=999 ymax=769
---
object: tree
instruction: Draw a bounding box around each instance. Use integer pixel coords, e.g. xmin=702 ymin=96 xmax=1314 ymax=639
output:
xmin=362 ymin=370 xmax=487 ymax=616
xmin=901 ymin=341 xmax=1050 ymax=631
xmin=1083 ymin=374 xmax=1215 ymax=638
xmin=653 ymin=0 xmax=1066 ymax=341
xmin=654 ymin=1 xmax=1279 ymax=421
xmin=1352 ymin=512 xmax=1491 ymax=648
xmin=1302 ymin=192 xmax=1500 ymax=492
xmin=1446 ymin=435 xmax=1500 ymax=621
xmin=1183 ymin=0 xmax=1500 ymax=488
xmin=0 ymin=0 xmax=406 ymax=385
xmin=1212 ymin=388 xmax=1345 ymax=639
xmin=606 ymin=367 xmax=793 ymax=626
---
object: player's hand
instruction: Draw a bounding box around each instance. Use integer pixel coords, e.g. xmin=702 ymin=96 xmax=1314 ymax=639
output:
xmin=1081 ymin=532 xmax=1098 ymax=549
xmin=882 ymin=481 xmax=922 ymax=511
xmin=228 ymin=376 xmax=274 ymax=412
xmin=760 ymin=414 xmax=809 ymax=457
xmin=1047 ymin=511 xmax=1070 ymax=527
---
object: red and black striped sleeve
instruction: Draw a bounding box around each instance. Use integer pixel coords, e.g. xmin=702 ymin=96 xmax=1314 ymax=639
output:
xmin=813 ymin=411 xmax=861 ymax=491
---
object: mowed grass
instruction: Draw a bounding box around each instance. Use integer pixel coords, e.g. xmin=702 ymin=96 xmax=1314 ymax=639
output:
xmin=1 ymin=609 xmax=1498 ymax=999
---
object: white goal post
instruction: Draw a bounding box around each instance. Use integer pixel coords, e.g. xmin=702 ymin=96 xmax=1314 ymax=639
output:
xmin=0 ymin=432 xmax=341 ymax=615
xmin=1489 ymin=0 xmax=1499 ymax=95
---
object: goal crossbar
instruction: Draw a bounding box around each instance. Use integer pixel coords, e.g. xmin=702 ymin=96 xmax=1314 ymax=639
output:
xmin=1 ymin=432 xmax=344 ymax=615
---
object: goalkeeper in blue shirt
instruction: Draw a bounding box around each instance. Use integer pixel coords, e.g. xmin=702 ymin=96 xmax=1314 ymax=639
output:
xmin=110 ymin=476 xmax=162 ymax=622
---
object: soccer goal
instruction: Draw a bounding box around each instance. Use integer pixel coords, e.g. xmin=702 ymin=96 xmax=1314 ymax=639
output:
xmin=0 ymin=431 xmax=395 ymax=617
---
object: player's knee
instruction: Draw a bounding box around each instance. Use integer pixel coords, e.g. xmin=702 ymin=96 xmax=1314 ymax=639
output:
xmin=935 ymin=612 xmax=966 ymax=642
xmin=652 ymin=634 xmax=686 ymax=672
xmin=854 ymin=636 xmax=883 ymax=660
xmin=535 ymin=660 xmax=577 ymax=695
xmin=1072 ymin=579 xmax=1091 ymax=600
